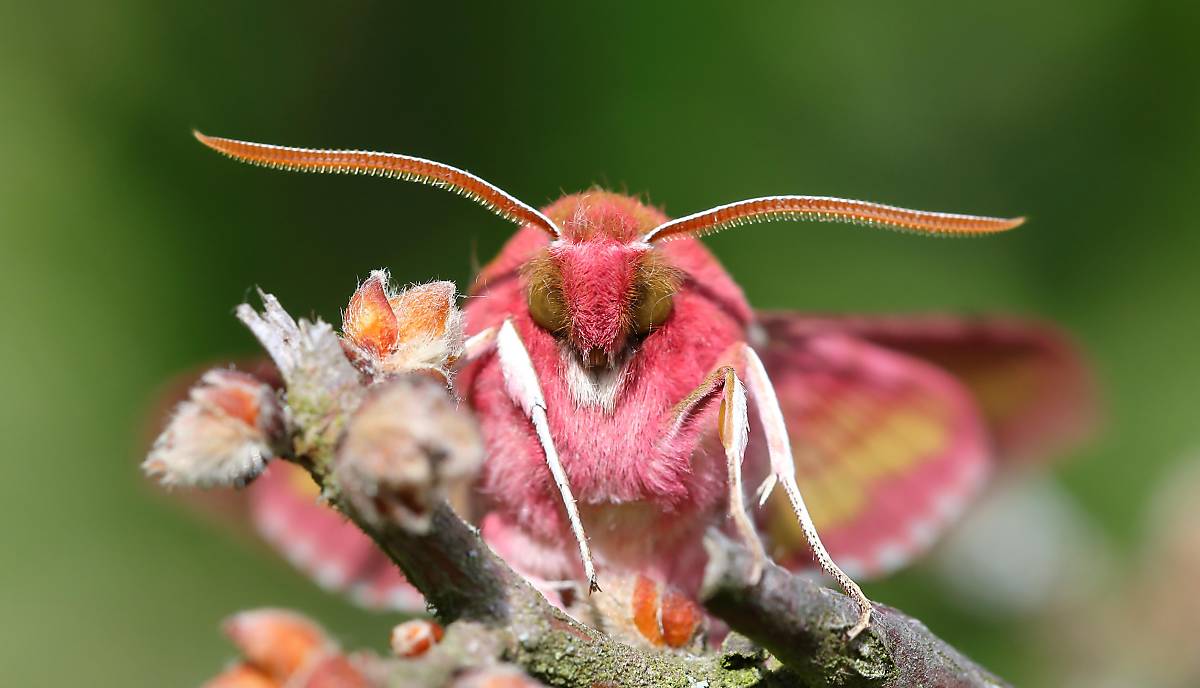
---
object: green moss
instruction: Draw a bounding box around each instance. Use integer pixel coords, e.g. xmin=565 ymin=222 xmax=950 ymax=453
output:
xmin=506 ymin=621 xmax=776 ymax=688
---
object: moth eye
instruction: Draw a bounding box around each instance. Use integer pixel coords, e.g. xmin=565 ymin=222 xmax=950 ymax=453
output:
xmin=632 ymin=283 xmax=674 ymax=334
xmin=527 ymin=279 xmax=568 ymax=334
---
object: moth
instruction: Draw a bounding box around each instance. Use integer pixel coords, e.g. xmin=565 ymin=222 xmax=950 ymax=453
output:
xmin=190 ymin=132 xmax=1092 ymax=643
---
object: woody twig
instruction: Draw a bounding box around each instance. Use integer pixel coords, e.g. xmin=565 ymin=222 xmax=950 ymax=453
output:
xmin=700 ymin=530 xmax=1008 ymax=688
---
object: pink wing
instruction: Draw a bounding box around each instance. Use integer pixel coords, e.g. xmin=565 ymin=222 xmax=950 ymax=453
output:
xmin=759 ymin=313 xmax=1096 ymax=465
xmin=248 ymin=462 xmax=426 ymax=612
xmin=754 ymin=328 xmax=991 ymax=579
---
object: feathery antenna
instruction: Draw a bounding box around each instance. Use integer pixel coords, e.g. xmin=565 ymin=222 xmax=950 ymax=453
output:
xmin=194 ymin=131 xmax=561 ymax=237
xmin=644 ymin=195 xmax=1024 ymax=243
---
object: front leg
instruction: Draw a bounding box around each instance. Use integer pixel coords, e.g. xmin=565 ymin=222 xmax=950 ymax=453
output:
xmin=742 ymin=344 xmax=873 ymax=639
xmin=665 ymin=358 xmax=769 ymax=582
xmin=461 ymin=322 xmax=599 ymax=592
xmin=666 ymin=346 xmax=874 ymax=640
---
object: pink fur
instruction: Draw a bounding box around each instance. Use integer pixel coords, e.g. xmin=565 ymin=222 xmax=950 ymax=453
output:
xmin=552 ymin=239 xmax=639 ymax=355
xmin=459 ymin=192 xmax=752 ymax=589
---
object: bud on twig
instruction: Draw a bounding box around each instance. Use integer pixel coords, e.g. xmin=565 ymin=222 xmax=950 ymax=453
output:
xmin=214 ymin=609 xmax=374 ymax=687
xmin=592 ymin=573 xmax=705 ymax=649
xmin=223 ymin=608 xmax=333 ymax=683
xmin=335 ymin=377 xmax=484 ymax=533
xmin=300 ymin=654 xmax=370 ymax=688
xmin=342 ymin=271 xmax=464 ymax=381
xmin=203 ymin=663 xmax=279 ymax=688
xmin=390 ymin=619 xmax=445 ymax=658
xmin=143 ymin=370 xmax=282 ymax=487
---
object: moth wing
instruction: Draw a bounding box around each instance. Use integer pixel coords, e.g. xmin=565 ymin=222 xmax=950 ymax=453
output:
xmin=758 ymin=313 xmax=1096 ymax=465
xmin=753 ymin=328 xmax=991 ymax=579
xmin=143 ymin=359 xmax=424 ymax=613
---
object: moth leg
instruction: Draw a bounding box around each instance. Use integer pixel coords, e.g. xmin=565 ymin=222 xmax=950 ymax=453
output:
xmin=460 ymin=324 xmax=599 ymax=591
xmin=667 ymin=362 xmax=769 ymax=583
xmin=742 ymin=344 xmax=873 ymax=639
xmin=477 ymin=320 xmax=599 ymax=592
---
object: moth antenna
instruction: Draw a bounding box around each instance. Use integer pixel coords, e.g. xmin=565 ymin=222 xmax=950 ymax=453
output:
xmin=194 ymin=131 xmax=561 ymax=237
xmin=643 ymin=195 xmax=1024 ymax=243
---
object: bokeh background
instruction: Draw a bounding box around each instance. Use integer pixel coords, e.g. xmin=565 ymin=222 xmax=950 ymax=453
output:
xmin=3 ymin=2 xmax=1199 ymax=686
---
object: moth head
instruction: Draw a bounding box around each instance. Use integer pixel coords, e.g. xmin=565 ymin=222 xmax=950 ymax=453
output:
xmin=524 ymin=240 xmax=679 ymax=368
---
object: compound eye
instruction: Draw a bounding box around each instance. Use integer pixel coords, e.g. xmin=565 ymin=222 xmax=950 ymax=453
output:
xmin=527 ymin=278 xmax=568 ymax=334
xmin=632 ymin=283 xmax=674 ymax=334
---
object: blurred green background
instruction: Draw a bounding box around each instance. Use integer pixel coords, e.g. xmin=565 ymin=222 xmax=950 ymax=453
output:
xmin=3 ymin=2 xmax=1198 ymax=685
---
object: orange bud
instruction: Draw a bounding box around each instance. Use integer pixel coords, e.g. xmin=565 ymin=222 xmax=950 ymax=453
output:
xmin=339 ymin=270 xmax=464 ymax=379
xmin=223 ymin=609 xmax=331 ymax=682
xmin=659 ymin=589 xmax=703 ymax=648
xmin=143 ymin=369 xmax=281 ymax=487
xmin=389 ymin=619 xmax=444 ymax=657
xmin=390 ymin=281 xmax=455 ymax=348
xmin=299 ymin=654 xmax=368 ymax=688
xmin=343 ymin=272 xmax=400 ymax=359
xmin=627 ymin=575 xmax=703 ymax=648
xmin=195 ymin=370 xmax=273 ymax=427
xmin=631 ymin=575 xmax=663 ymax=646
xmin=203 ymin=663 xmax=280 ymax=688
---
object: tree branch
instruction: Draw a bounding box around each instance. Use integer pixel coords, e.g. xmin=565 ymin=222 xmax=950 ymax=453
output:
xmin=321 ymin=495 xmax=769 ymax=687
xmin=700 ymin=530 xmax=1009 ymax=688
xmin=343 ymin=489 xmax=1009 ymax=687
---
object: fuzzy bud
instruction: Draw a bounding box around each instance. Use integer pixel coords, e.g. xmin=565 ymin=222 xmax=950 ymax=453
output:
xmin=143 ymin=370 xmax=282 ymax=487
xmin=594 ymin=573 xmax=705 ymax=649
xmin=203 ymin=663 xmax=279 ymax=688
xmin=299 ymin=654 xmax=369 ymax=688
xmin=659 ymin=588 xmax=704 ymax=649
xmin=223 ymin=609 xmax=333 ymax=683
xmin=341 ymin=271 xmax=463 ymax=380
xmin=389 ymin=619 xmax=444 ymax=658
xmin=334 ymin=376 xmax=483 ymax=533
